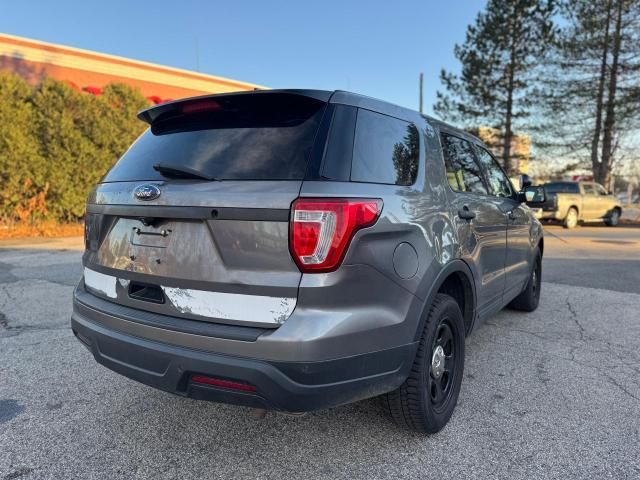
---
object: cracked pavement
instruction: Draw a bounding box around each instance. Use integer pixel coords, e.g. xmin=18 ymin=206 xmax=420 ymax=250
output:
xmin=1 ymin=228 xmax=640 ymax=480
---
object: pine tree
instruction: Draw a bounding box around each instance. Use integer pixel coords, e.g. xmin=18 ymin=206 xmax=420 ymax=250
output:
xmin=434 ymin=0 xmax=555 ymax=175
xmin=538 ymin=0 xmax=640 ymax=188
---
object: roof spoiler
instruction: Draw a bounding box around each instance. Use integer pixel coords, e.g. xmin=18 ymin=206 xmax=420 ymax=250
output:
xmin=137 ymin=89 xmax=334 ymax=125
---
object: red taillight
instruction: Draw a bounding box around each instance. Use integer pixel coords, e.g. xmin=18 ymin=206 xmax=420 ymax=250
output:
xmin=191 ymin=375 xmax=257 ymax=393
xmin=290 ymin=198 xmax=382 ymax=273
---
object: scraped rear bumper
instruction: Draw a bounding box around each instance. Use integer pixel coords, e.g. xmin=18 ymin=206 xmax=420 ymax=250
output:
xmin=71 ymin=290 xmax=416 ymax=412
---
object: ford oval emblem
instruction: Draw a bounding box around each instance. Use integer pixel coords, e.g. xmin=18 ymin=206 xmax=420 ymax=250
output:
xmin=133 ymin=184 xmax=161 ymax=201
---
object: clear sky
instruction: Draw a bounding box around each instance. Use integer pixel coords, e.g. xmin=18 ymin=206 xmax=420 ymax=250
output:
xmin=0 ymin=0 xmax=485 ymax=115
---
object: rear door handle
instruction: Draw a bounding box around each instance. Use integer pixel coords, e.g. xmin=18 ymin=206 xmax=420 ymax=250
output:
xmin=458 ymin=206 xmax=476 ymax=220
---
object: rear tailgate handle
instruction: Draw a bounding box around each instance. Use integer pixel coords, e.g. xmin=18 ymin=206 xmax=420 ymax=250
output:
xmin=128 ymin=282 xmax=165 ymax=304
xmin=458 ymin=206 xmax=476 ymax=221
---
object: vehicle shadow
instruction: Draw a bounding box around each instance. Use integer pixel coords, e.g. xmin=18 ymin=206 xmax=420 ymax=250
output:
xmin=82 ymin=377 xmax=441 ymax=478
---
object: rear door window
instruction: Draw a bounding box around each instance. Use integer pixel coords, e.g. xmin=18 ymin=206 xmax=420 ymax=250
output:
xmin=440 ymin=134 xmax=488 ymax=195
xmin=103 ymin=93 xmax=326 ymax=182
xmin=475 ymin=147 xmax=514 ymax=198
xmin=351 ymin=109 xmax=419 ymax=186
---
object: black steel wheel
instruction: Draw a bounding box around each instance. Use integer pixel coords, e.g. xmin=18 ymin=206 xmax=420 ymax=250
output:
xmin=384 ymin=293 xmax=465 ymax=433
xmin=428 ymin=320 xmax=458 ymax=412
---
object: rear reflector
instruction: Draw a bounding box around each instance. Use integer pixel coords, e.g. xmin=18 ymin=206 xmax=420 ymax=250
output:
xmin=290 ymin=198 xmax=382 ymax=273
xmin=191 ymin=375 xmax=257 ymax=393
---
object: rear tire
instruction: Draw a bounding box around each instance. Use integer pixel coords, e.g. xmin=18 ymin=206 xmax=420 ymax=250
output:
xmin=563 ymin=207 xmax=578 ymax=229
xmin=383 ymin=294 xmax=465 ymax=433
xmin=604 ymin=208 xmax=620 ymax=226
xmin=509 ymin=249 xmax=542 ymax=312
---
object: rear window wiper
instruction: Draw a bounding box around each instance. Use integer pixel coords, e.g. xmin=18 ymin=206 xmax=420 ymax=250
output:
xmin=152 ymin=163 xmax=217 ymax=181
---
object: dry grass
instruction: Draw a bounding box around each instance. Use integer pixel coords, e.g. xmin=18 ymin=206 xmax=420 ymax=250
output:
xmin=0 ymin=221 xmax=84 ymax=240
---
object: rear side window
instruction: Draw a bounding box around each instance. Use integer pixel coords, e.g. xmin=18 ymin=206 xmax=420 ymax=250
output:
xmin=440 ymin=134 xmax=488 ymax=195
xmin=351 ymin=109 xmax=419 ymax=186
xmin=103 ymin=94 xmax=326 ymax=182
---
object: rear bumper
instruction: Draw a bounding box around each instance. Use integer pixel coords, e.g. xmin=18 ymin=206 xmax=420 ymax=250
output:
xmin=71 ymin=294 xmax=416 ymax=412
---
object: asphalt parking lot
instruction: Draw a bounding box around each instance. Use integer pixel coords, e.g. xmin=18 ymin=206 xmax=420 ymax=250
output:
xmin=1 ymin=226 xmax=639 ymax=479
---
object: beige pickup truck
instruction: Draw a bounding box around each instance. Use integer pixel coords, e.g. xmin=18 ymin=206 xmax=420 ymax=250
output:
xmin=533 ymin=181 xmax=622 ymax=228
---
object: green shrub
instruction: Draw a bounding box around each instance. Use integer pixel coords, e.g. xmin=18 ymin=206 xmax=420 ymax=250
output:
xmin=0 ymin=72 xmax=149 ymax=223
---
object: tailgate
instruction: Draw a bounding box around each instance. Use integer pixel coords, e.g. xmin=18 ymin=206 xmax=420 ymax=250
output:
xmin=83 ymin=181 xmax=301 ymax=327
xmin=81 ymin=91 xmax=329 ymax=328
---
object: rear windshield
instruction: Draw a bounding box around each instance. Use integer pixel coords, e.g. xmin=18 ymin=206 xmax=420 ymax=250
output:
xmin=103 ymin=94 xmax=326 ymax=182
xmin=544 ymin=182 xmax=580 ymax=194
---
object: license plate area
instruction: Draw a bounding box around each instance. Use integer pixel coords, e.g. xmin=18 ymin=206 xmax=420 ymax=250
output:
xmin=130 ymin=225 xmax=172 ymax=248
xmin=96 ymin=218 xmax=214 ymax=280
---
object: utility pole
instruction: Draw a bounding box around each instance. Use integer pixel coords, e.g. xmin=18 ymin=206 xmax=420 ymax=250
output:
xmin=419 ymin=72 xmax=424 ymax=114
xmin=194 ymin=36 xmax=200 ymax=72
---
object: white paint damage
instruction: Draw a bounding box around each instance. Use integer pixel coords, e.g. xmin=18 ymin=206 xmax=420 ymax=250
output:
xmin=163 ymin=287 xmax=296 ymax=325
xmin=83 ymin=267 xmax=117 ymax=299
xmin=83 ymin=267 xmax=295 ymax=325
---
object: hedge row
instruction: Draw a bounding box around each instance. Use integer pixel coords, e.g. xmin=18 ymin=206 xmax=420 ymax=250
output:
xmin=0 ymin=71 xmax=150 ymax=222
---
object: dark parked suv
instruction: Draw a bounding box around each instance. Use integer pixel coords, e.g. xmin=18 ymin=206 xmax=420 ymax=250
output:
xmin=72 ymin=90 xmax=544 ymax=433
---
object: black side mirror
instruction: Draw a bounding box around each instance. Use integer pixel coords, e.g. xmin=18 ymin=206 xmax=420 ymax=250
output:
xmin=520 ymin=185 xmax=546 ymax=204
xmin=519 ymin=174 xmax=532 ymax=191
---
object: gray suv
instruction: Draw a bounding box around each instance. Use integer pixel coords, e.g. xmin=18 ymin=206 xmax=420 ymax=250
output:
xmin=72 ymin=90 xmax=544 ymax=433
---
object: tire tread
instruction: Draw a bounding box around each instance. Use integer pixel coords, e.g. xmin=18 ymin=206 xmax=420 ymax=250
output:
xmin=383 ymin=293 xmax=463 ymax=433
xmin=509 ymin=249 xmax=541 ymax=312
